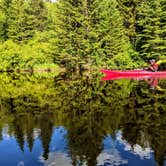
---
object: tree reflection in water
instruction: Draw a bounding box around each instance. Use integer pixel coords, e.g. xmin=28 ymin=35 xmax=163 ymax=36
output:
xmin=0 ymin=72 xmax=165 ymax=166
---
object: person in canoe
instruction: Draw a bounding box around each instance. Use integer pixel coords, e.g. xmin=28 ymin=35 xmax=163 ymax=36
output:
xmin=145 ymin=59 xmax=159 ymax=72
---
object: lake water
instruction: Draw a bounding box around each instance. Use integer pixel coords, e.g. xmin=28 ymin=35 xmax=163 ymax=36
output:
xmin=0 ymin=72 xmax=165 ymax=166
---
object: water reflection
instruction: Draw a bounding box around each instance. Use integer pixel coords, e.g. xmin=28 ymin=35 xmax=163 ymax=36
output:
xmin=0 ymin=72 xmax=165 ymax=166
xmin=0 ymin=126 xmax=157 ymax=166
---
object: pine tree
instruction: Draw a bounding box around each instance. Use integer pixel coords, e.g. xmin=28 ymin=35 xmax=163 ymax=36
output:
xmin=54 ymin=0 xmax=92 ymax=67
xmin=54 ymin=0 xmax=130 ymax=68
xmin=94 ymin=0 xmax=129 ymax=61
xmin=7 ymin=0 xmax=28 ymax=41
xmin=6 ymin=0 xmax=48 ymax=42
xmin=136 ymin=0 xmax=166 ymax=60
xmin=26 ymin=0 xmax=48 ymax=32
xmin=0 ymin=0 xmax=12 ymax=40
xmin=116 ymin=0 xmax=143 ymax=47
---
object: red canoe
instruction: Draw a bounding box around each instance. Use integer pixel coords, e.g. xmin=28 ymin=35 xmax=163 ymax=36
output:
xmin=101 ymin=69 xmax=166 ymax=81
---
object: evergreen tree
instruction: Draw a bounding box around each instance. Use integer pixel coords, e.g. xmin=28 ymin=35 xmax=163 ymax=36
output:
xmin=6 ymin=0 xmax=48 ymax=42
xmin=0 ymin=0 xmax=12 ymax=40
xmin=26 ymin=115 xmax=35 ymax=152
xmin=54 ymin=0 xmax=92 ymax=67
xmin=55 ymin=0 xmax=130 ymax=68
xmin=0 ymin=0 xmax=47 ymax=41
xmin=26 ymin=0 xmax=48 ymax=32
xmin=40 ymin=114 xmax=53 ymax=160
xmin=94 ymin=0 xmax=130 ymax=66
xmin=7 ymin=0 xmax=28 ymax=41
xmin=14 ymin=120 xmax=25 ymax=151
xmin=116 ymin=0 xmax=143 ymax=47
xmin=136 ymin=0 xmax=166 ymax=60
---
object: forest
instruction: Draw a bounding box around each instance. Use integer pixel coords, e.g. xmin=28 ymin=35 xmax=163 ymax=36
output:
xmin=0 ymin=0 xmax=166 ymax=71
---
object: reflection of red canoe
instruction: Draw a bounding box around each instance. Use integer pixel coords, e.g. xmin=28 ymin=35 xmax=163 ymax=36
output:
xmin=101 ymin=69 xmax=166 ymax=81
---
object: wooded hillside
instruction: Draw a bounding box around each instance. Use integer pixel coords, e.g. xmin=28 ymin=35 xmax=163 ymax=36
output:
xmin=0 ymin=0 xmax=165 ymax=71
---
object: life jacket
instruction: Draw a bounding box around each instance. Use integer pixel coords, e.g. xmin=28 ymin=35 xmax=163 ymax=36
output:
xmin=151 ymin=63 xmax=159 ymax=71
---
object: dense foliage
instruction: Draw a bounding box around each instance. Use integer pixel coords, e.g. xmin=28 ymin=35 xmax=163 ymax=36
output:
xmin=136 ymin=0 xmax=166 ymax=60
xmin=0 ymin=73 xmax=165 ymax=165
xmin=0 ymin=0 xmax=165 ymax=71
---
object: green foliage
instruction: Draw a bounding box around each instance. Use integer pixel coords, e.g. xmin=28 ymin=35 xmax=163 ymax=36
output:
xmin=0 ymin=0 xmax=165 ymax=70
xmin=0 ymin=0 xmax=12 ymax=40
xmin=5 ymin=0 xmax=48 ymax=42
xmin=26 ymin=0 xmax=48 ymax=32
xmin=136 ymin=0 xmax=166 ymax=60
xmin=0 ymin=40 xmax=59 ymax=71
xmin=116 ymin=0 xmax=144 ymax=46
xmin=7 ymin=0 xmax=27 ymax=41
xmin=54 ymin=0 xmax=136 ymax=68
xmin=0 ymin=0 xmax=61 ymax=70
xmin=0 ymin=73 xmax=165 ymax=165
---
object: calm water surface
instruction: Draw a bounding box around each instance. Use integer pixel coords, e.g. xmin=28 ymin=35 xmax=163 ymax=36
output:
xmin=0 ymin=72 xmax=165 ymax=166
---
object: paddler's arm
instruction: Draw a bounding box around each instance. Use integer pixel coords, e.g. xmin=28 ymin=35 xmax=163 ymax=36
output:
xmin=156 ymin=59 xmax=166 ymax=65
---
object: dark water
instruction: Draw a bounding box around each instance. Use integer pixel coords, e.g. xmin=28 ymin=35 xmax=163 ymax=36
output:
xmin=0 ymin=72 xmax=165 ymax=166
